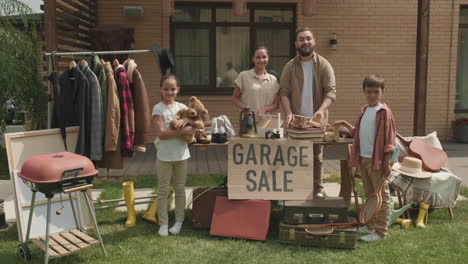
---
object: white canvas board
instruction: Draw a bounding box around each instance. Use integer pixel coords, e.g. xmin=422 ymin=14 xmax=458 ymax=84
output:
xmin=13 ymin=170 xmax=86 ymax=240
xmin=4 ymin=127 xmax=93 ymax=242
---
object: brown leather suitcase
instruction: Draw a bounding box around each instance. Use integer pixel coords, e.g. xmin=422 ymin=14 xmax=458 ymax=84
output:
xmin=278 ymin=217 xmax=358 ymax=249
xmin=283 ymin=197 xmax=348 ymax=225
xmin=191 ymin=188 xmax=228 ymax=229
xmin=210 ymin=196 xmax=271 ymax=241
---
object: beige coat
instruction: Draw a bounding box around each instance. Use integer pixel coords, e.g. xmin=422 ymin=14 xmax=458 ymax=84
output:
xmin=97 ymin=60 xmax=123 ymax=169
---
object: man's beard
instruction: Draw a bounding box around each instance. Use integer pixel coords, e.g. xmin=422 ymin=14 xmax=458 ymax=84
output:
xmin=297 ymin=45 xmax=313 ymax=57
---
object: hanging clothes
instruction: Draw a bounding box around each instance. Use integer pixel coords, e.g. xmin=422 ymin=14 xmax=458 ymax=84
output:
xmin=89 ymin=55 xmax=108 ymax=119
xmin=51 ymin=66 xmax=90 ymax=154
xmin=79 ymin=61 xmax=104 ymax=161
xmin=123 ymin=58 xmax=151 ymax=152
xmin=115 ymin=64 xmax=135 ymax=157
xmin=97 ymin=60 xmax=123 ymax=169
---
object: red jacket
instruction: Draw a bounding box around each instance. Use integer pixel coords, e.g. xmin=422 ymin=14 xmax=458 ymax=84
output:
xmin=349 ymin=103 xmax=396 ymax=170
xmin=115 ymin=65 xmax=135 ymax=157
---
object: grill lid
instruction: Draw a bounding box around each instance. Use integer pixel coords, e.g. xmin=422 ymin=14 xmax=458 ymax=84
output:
xmin=18 ymin=152 xmax=97 ymax=183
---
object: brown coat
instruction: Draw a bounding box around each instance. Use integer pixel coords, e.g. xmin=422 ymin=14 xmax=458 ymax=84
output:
xmin=97 ymin=60 xmax=123 ymax=169
xmin=279 ymin=52 xmax=336 ymax=124
xmin=124 ymin=59 xmax=151 ymax=152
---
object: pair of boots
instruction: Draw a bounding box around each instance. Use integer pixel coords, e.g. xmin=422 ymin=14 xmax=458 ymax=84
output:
xmin=122 ymin=181 xmax=173 ymax=227
xmin=394 ymin=202 xmax=429 ymax=229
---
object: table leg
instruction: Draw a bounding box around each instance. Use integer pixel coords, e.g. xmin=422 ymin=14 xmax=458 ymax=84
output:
xmin=339 ymin=160 xmax=352 ymax=205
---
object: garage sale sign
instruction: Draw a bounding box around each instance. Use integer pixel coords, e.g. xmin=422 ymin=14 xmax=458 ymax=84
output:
xmin=228 ymin=138 xmax=314 ymax=200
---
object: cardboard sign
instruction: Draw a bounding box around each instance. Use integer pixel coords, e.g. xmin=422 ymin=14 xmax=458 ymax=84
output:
xmin=228 ymin=138 xmax=314 ymax=200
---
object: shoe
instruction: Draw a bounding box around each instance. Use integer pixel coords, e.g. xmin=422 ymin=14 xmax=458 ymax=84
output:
xmin=359 ymin=233 xmax=386 ymax=242
xmin=142 ymin=200 xmax=158 ymax=224
xmin=169 ymin=221 xmax=183 ymax=235
xmin=357 ymin=226 xmax=375 ymax=234
xmin=395 ymin=218 xmax=412 ymax=229
xmin=415 ymin=202 xmax=429 ymax=229
xmin=158 ymin=225 xmax=169 ymax=237
xmin=315 ymin=192 xmax=324 ymax=198
xmin=122 ymin=181 xmax=136 ymax=227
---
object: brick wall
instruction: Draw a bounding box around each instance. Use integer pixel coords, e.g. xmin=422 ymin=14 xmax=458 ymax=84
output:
xmin=97 ymin=0 xmax=462 ymax=140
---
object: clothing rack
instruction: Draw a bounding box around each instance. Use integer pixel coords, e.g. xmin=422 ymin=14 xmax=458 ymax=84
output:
xmin=44 ymin=49 xmax=152 ymax=57
xmin=44 ymin=48 xmax=157 ymax=129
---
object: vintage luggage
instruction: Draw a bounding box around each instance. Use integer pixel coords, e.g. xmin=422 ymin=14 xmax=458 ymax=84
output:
xmin=283 ymin=197 xmax=348 ymax=225
xmin=210 ymin=196 xmax=271 ymax=241
xmin=278 ymin=217 xmax=358 ymax=249
xmin=192 ymin=187 xmax=227 ymax=229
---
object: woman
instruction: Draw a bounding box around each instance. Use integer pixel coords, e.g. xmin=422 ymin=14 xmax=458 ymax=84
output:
xmin=231 ymin=46 xmax=280 ymax=116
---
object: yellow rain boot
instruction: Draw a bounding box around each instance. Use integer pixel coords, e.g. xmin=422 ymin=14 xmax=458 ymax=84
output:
xmin=122 ymin=181 xmax=136 ymax=227
xmin=142 ymin=188 xmax=174 ymax=224
xmin=415 ymin=202 xmax=429 ymax=229
xmin=395 ymin=218 xmax=412 ymax=229
xmin=143 ymin=200 xmax=158 ymax=223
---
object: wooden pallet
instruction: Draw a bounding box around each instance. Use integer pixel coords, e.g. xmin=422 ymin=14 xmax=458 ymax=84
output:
xmin=30 ymin=229 xmax=98 ymax=257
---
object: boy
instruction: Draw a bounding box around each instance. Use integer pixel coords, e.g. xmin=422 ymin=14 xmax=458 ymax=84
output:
xmin=332 ymin=74 xmax=396 ymax=242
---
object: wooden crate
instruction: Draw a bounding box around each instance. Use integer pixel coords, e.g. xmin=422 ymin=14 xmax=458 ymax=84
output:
xmin=30 ymin=229 xmax=98 ymax=257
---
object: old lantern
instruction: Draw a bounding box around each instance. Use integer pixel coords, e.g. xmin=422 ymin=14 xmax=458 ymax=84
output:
xmin=239 ymin=107 xmax=258 ymax=138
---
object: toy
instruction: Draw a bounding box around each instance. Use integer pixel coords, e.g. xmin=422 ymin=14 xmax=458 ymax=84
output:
xmin=188 ymin=96 xmax=210 ymax=144
xmin=169 ymin=107 xmax=204 ymax=144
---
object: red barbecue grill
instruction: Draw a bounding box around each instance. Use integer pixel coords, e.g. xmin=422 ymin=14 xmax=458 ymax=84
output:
xmin=16 ymin=152 xmax=107 ymax=263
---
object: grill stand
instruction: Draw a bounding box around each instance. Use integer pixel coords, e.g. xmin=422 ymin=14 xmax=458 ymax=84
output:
xmin=18 ymin=186 xmax=107 ymax=264
xmin=82 ymin=190 xmax=108 ymax=257
xmin=68 ymin=193 xmax=81 ymax=231
xmin=44 ymin=194 xmax=52 ymax=264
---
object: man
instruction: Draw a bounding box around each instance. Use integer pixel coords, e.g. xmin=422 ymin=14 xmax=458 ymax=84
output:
xmin=280 ymin=27 xmax=336 ymax=197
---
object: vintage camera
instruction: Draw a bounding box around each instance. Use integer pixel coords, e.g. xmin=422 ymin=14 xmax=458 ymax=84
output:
xmin=212 ymin=132 xmax=228 ymax=143
xmin=265 ymin=130 xmax=280 ymax=139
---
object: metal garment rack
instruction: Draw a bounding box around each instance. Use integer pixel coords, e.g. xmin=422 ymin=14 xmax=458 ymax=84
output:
xmin=44 ymin=49 xmax=155 ymax=129
xmin=44 ymin=49 xmax=153 ymax=57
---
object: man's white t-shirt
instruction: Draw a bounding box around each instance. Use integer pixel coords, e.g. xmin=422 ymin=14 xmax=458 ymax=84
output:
xmin=300 ymin=60 xmax=314 ymax=117
xmin=359 ymin=104 xmax=382 ymax=158
xmin=152 ymin=101 xmax=190 ymax=162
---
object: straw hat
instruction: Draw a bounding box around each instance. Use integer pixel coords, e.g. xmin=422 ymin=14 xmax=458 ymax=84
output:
xmin=392 ymin=157 xmax=432 ymax=178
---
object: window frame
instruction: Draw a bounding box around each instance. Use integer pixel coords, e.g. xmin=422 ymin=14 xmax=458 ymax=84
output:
xmin=456 ymin=7 xmax=468 ymax=113
xmin=170 ymin=2 xmax=296 ymax=95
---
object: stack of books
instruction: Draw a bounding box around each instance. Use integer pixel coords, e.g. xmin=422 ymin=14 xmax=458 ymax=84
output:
xmin=286 ymin=127 xmax=325 ymax=141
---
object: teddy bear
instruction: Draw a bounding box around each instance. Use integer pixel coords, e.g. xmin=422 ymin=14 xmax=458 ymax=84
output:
xmin=169 ymin=107 xmax=204 ymax=144
xmin=188 ymin=96 xmax=211 ymax=144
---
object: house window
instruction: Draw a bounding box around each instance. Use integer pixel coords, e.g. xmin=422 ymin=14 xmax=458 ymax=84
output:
xmin=455 ymin=7 xmax=468 ymax=112
xmin=171 ymin=3 xmax=296 ymax=95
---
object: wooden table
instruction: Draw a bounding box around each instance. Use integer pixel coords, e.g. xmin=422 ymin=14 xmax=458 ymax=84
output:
xmin=314 ymin=139 xmax=356 ymax=207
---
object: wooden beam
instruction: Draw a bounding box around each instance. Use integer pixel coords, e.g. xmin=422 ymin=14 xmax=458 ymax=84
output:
xmin=414 ymin=0 xmax=430 ymax=136
xmin=44 ymin=0 xmax=57 ymax=53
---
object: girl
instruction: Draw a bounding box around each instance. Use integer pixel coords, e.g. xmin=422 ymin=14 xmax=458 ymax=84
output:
xmin=152 ymin=74 xmax=194 ymax=236
xmin=231 ymin=46 xmax=280 ymax=116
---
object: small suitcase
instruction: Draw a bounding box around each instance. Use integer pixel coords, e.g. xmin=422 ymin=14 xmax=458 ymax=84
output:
xmin=191 ymin=187 xmax=227 ymax=229
xmin=210 ymin=196 xmax=271 ymax=241
xmin=283 ymin=197 xmax=348 ymax=225
xmin=278 ymin=217 xmax=358 ymax=249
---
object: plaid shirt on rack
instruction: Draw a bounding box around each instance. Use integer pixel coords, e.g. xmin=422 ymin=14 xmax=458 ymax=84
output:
xmin=115 ymin=65 xmax=135 ymax=157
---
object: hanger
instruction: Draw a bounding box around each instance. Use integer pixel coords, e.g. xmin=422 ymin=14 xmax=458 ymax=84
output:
xmin=68 ymin=60 xmax=76 ymax=70
xmin=77 ymin=54 xmax=86 ymax=68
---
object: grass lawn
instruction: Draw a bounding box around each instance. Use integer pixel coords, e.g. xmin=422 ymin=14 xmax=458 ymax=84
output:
xmin=460 ymin=185 xmax=468 ymax=197
xmin=1 ymin=197 xmax=467 ymax=263
xmin=93 ymin=174 xmax=226 ymax=200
